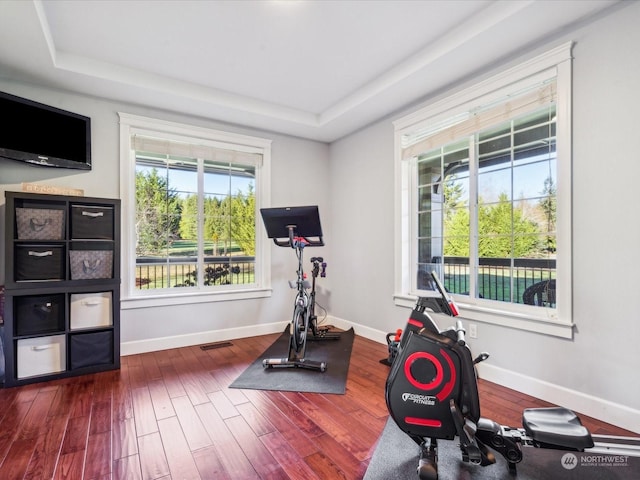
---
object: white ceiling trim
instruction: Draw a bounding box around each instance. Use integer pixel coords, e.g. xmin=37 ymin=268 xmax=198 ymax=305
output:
xmin=33 ymin=0 xmax=318 ymax=127
xmin=33 ymin=0 xmax=535 ymax=131
xmin=319 ymin=0 xmax=535 ymax=126
xmin=0 ymin=0 xmax=624 ymax=142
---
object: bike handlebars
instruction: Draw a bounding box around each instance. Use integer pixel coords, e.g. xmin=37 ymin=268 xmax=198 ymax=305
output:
xmin=272 ymin=237 xmax=324 ymax=248
xmin=272 ymin=225 xmax=324 ymax=248
xmin=273 ymin=237 xmax=324 ymax=248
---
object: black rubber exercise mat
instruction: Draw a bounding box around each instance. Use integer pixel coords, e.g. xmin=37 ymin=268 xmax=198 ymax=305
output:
xmin=364 ymin=417 xmax=640 ymax=480
xmin=229 ymin=327 xmax=354 ymax=394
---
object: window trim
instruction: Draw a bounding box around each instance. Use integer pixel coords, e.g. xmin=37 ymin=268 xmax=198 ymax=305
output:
xmin=119 ymin=112 xmax=272 ymax=309
xmin=393 ymin=43 xmax=573 ymax=338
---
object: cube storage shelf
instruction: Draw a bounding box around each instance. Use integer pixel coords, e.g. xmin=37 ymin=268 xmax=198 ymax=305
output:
xmin=3 ymin=191 xmax=120 ymax=387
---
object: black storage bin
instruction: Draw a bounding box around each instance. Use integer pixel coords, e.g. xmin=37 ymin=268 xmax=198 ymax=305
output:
xmin=71 ymin=205 xmax=114 ymax=240
xmin=15 ymin=293 xmax=65 ymax=336
xmin=15 ymin=245 xmax=65 ymax=281
xmin=70 ymin=330 xmax=114 ymax=369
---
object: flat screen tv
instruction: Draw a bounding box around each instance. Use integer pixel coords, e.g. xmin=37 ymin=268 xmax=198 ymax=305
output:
xmin=0 ymin=91 xmax=91 ymax=170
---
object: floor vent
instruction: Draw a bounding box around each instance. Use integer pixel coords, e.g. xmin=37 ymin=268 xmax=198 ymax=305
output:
xmin=200 ymin=341 xmax=233 ymax=351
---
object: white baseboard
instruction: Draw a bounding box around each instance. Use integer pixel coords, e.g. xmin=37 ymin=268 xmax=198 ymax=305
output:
xmin=120 ymin=321 xmax=287 ymax=356
xmin=477 ymin=363 xmax=640 ymax=434
xmin=328 ymin=315 xmax=640 ymax=435
xmin=326 ymin=314 xmax=385 ymax=344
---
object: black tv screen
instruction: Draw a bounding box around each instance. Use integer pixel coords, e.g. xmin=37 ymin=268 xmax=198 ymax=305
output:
xmin=0 ymin=91 xmax=91 ymax=170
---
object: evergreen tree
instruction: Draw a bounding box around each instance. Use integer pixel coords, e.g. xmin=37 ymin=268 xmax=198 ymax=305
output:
xmin=539 ymin=176 xmax=557 ymax=253
xmin=231 ymin=184 xmax=255 ymax=256
xmin=203 ymin=196 xmax=223 ymax=256
xmin=478 ymin=193 xmax=540 ymax=257
xmin=135 ymin=169 xmax=180 ymax=255
xmin=444 ymin=193 xmax=540 ymax=258
xmin=179 ymin=194 xmax=198 ymax=240
xmin=444 ymin=208 xmax=470 ymax=256
xmin=443 ymin=175 xmax=470 ymax=255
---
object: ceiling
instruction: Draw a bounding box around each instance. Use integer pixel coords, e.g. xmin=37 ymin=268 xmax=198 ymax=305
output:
xmin=0 ymin=0 xmax=622 ymax=142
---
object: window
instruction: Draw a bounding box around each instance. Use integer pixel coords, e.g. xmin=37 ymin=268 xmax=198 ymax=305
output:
xmin=394 ymin=43 xmax=573 ymax=337
xmin=119 ymin=114 xmax=271 ymax=307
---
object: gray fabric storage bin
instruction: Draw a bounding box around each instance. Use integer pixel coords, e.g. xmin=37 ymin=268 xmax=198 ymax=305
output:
xmin=69 ymin=250 xmax=113 ymax=279
xmin=16 ymin=208 xmax=65 ymax=240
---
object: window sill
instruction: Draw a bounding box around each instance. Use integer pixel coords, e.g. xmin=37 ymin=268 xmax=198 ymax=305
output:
xmin=122 ymin=287 xmax=272 ymax=310
xmin=393 ymin=294 xmax=574 ymax=339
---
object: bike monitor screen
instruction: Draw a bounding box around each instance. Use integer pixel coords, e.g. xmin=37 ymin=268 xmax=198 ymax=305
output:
xmin=260 ymin=206 xmax=323 ymax=239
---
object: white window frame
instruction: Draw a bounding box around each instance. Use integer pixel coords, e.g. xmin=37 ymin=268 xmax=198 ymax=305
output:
xmin=119 ymin=113 xmax=272 ymax=309
xmin=394 ymin=43 xmax=573 ymax=338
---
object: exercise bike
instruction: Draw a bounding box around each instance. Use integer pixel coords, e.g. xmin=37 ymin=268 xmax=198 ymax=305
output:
xmin=260 ymin=206 xmax=338 ymax=372
xmin=385 ymin=271 xmax=640 ymax=480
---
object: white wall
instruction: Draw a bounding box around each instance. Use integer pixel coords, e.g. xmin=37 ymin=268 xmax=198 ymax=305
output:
xmin=0 ymin=80 xmax=331 ymax=353
xmin=328 ymin=120 xmax=408 ymax=336
xmin=328 ymin=2 xmax=640 ymax=432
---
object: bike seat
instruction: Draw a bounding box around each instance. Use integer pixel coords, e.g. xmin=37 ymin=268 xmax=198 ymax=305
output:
xmin=522 ymin=407 xmax=594 ymax=450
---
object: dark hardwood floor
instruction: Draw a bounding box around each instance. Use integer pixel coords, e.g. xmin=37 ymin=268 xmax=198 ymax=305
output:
xmin=0 ymin=331 xmax=634 ymax=479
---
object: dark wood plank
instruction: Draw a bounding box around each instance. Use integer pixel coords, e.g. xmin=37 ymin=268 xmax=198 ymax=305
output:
xmin=15 ymin=388 xmax=57 ymax=440
xmin=243 ymin=389 xmax=319 ymax=458
xmin=0 ymin=437 xmax=37 ymax=480
xmin=262 ymin=391 xmax=325 ymax=438
xmin=60 ymin=415 xmax=90 ymax=455
xmin=53 ymin=451 xmax=85 ymax=480
xmin=224 ymin=414 xmax=283 ymax=479
xmin=84 ymin=431 xmax=111 ymax=479
xmin=280 ymin=391 xmax=372 ymax=462
xmin=236 ymin=400 xmax=277 ymax=437
xmin=0 ymin=393 xmax=34 ymax=459
xmin=24 ymin=415 xmax=69 ymax=479
xmin=89 ymin=399 xmax=112 ymax=435
xmin=305 ymin=451 xmax=349 ymax=480
xmin=141 ymin=352 xmax=163 ymax=382
xmin=312 ymin=433 xmax=369 ymax=480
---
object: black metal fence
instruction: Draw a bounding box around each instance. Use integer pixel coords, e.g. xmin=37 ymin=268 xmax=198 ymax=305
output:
xmin=437 ymin=257 xmax=555 ymax=305
xmin=135 ymin=256 xmax=255 ymax=289
xmin=135 ymin=255 xmax=555 ymax=305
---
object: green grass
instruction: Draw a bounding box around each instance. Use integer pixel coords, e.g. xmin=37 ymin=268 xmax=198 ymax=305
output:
xmin=167 ymin=240 xmax=243 ymax=256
